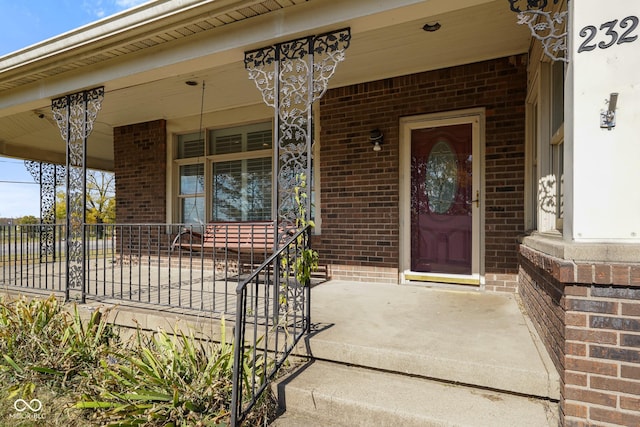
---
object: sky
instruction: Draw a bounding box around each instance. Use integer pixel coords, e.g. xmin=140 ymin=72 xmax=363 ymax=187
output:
xmin=0 ymin=0 xmax=149 ymax=218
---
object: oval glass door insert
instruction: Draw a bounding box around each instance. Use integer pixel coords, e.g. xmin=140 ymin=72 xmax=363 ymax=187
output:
xmin=425 ymin=140 xmax=458 ymax=214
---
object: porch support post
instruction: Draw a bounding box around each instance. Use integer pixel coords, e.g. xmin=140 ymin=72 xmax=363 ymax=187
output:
xmin=25 ymin=161 xmax=66 ymax=261
xmin=52 ymin=87 xmax=104 ymax=302
xmin=245 ymin=28 xmax=351 ymax=233
xmin=566 ymin=1 xmax=640 ymax=242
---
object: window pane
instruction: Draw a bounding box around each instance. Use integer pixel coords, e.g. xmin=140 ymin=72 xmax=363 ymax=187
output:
xmin=212 ymin=160 xmax=242 ymax=220
xmin=212 ymin=158 xmax=272 ymax=221
xmin=212 ymin=133 xmax=242 ymax=155
xmin=554 ymin=143 xmax=564 ymax=220
xmin=180 ymin=164 xmax=204 ymax=195
xmin=531 ymin=103 xmax=538 ymax=229
xmin=247 ymin=130 xmax=272 ymax=151
xmin=209 ymin=123 xmax=272 ymax=155
xmin=245 ymin=157 xmax=272 ymax=220
xmin=178 ymin=133 xmax=204 ymax=159
xmin=182 ymin=197 xmax=204 ymax=224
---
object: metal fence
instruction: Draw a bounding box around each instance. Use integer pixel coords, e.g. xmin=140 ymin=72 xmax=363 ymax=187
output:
xmin=0 ymin=224 xmax=67 ymax=293
xmin=0 ymin=222 xmax=283 ymax=316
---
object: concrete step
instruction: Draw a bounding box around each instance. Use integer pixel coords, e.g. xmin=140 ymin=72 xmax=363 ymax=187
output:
xmin=273 ymin=361 xmax=558 ymax=427
xmin=270 ymin=411 xmax=333 ymax=427
xmin=305 ymin=332 xmax=558 ymax=401
xmin=304 ymin=282 xmax=560 ymax=401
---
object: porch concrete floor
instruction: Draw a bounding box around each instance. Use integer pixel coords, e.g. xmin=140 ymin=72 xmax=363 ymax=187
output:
xmin=303 ymin=280 xmax=560 ymax=400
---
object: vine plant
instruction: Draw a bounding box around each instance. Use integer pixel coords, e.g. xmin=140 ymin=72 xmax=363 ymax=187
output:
xmin=280 ymin=174 xmax=319 ymax=308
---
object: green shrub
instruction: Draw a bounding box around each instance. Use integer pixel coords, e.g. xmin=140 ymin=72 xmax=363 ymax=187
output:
xmin=0 ymin=295 xmax=276 ymax=426
xmin=0 ymin=294 xmax=116 ymax=425
xmin=0 ymin=295 xmax=116 ymax=391
xmin=77 ymin=320 xmax=274 ymax=426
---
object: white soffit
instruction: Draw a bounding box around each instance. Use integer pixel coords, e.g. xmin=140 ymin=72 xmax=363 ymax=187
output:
xmin=0 ymin=0 xmax=310 ymax=91
xmin=0 ymin=0 xmax=503 ymax=97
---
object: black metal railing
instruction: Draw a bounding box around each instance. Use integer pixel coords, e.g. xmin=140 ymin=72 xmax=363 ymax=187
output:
xmin=1 ymin=223 xmax=284 ymax=316
xmin=0 ymin=224 xmax=67 ymax=293
xmin=230 ymin=225 xmax=311 ymax=426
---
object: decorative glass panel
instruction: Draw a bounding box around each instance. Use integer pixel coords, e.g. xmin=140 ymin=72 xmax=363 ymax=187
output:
xmin=425 ymin=140 xmax=458 ymax=214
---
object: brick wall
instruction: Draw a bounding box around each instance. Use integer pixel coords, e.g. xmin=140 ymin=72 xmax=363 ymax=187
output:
xmin=113 ymin=119 xmax=167 ymax=224
xmin=519 ymin=244 xmax=640 ymax=426
xmin=317 ymin=55 xmax=527 ymax=282
xmin=485 ymin=273 xmax=520 ymax=293
xmin=519 ymin=261 xmax=565 ymax=374
xmin=113 ymin=120 xmax=167 ymax=253
xmin=565 ymin=285 xmax=640 ymax=426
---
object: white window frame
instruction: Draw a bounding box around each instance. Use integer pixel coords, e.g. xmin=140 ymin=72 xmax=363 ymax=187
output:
xmin=525 ymin=72 xmax=539 ymax=232
xmin=173 ymin=121 xmax=274 ymax=224
xmin=527 ymin=60 xmax=565 ymax=235
xmin=169 ymin=116 xmax=322 ymax=230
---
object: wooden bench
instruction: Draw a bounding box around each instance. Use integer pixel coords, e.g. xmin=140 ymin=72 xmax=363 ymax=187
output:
xmin=171 ymin=220 xmax=280 ymax=254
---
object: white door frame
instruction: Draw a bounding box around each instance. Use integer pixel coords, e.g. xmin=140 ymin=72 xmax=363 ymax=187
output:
xmin=399 ymin=108 xmax=485 ymax=286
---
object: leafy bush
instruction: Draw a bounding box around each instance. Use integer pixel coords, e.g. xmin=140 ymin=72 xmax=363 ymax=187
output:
xmin=0 ymin=295 xmax=116 ymax=425
xmin=0 ymin=295 xmax=275 ymax=426
xmin=0 ymin=295 xmax=115 ymax=391
xmin=77 ymin=321 xmax=274 ymax=426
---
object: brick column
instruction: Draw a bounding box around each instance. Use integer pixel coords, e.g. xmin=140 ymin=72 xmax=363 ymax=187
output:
xmin=113 ymin=119 xmax=167 ymax=255
xmin=113 ymin=119 xmax=167 ymax=223
xmin=519 ymin=244 xmax=640 ymax=426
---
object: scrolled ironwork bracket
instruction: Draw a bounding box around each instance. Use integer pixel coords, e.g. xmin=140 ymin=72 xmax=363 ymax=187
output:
xmin=244 ymin=29 xmax=350 ymax=239
xmin=25 ymin=161 xmax=66 ymax=260
xmin=508 ymin=0 xmax=569 ymax=63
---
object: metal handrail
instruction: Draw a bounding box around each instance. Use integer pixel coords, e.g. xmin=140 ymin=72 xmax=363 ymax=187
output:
xmin=230 ymin=224 xmax=312 ymax=426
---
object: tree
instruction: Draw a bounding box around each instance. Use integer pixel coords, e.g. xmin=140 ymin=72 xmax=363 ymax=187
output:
xmin=18 ymin=215 xmax=39 ymax=238
xmin=54 ymin=171 xmax=116 ymax=236
xmin=18 ymin=215 xmax=39 ymax=224
xmin=87 ymin=171 xmax=116 ymax=225
xmin=55 ymin=191 xmax=66 ymax=223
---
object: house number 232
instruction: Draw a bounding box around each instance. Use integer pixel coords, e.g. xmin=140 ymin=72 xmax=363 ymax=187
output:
xmin=578 ymin=16 xmax=639 ymax=53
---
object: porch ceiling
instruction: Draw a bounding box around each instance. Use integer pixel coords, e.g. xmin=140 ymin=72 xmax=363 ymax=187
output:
xmin=0 ymin=0 xmax=529 ymax=170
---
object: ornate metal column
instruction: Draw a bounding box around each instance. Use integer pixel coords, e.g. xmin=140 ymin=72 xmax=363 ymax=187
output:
xmin=52 ymin=87 xmax=104 ymax=302
xmin=24 ymin=161 xmax=66 ymax=260
xmin=508 ymin=0 xmax=568 ymax=62
xmin=245 ymin=28 xmax=351 ymax=234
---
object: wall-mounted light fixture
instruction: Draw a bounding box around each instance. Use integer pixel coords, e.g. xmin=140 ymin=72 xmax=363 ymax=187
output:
xmin=370 ymin=129 xmax=383 ymax=152
xmin=422 ymin=22 xmax=441 ymax=32
xmin=600 ymin=92 xmax=619 ymax=130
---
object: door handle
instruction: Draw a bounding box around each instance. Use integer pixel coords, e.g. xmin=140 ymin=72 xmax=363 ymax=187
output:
xmin=470 ymin=190 xmax=480 ymax=208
